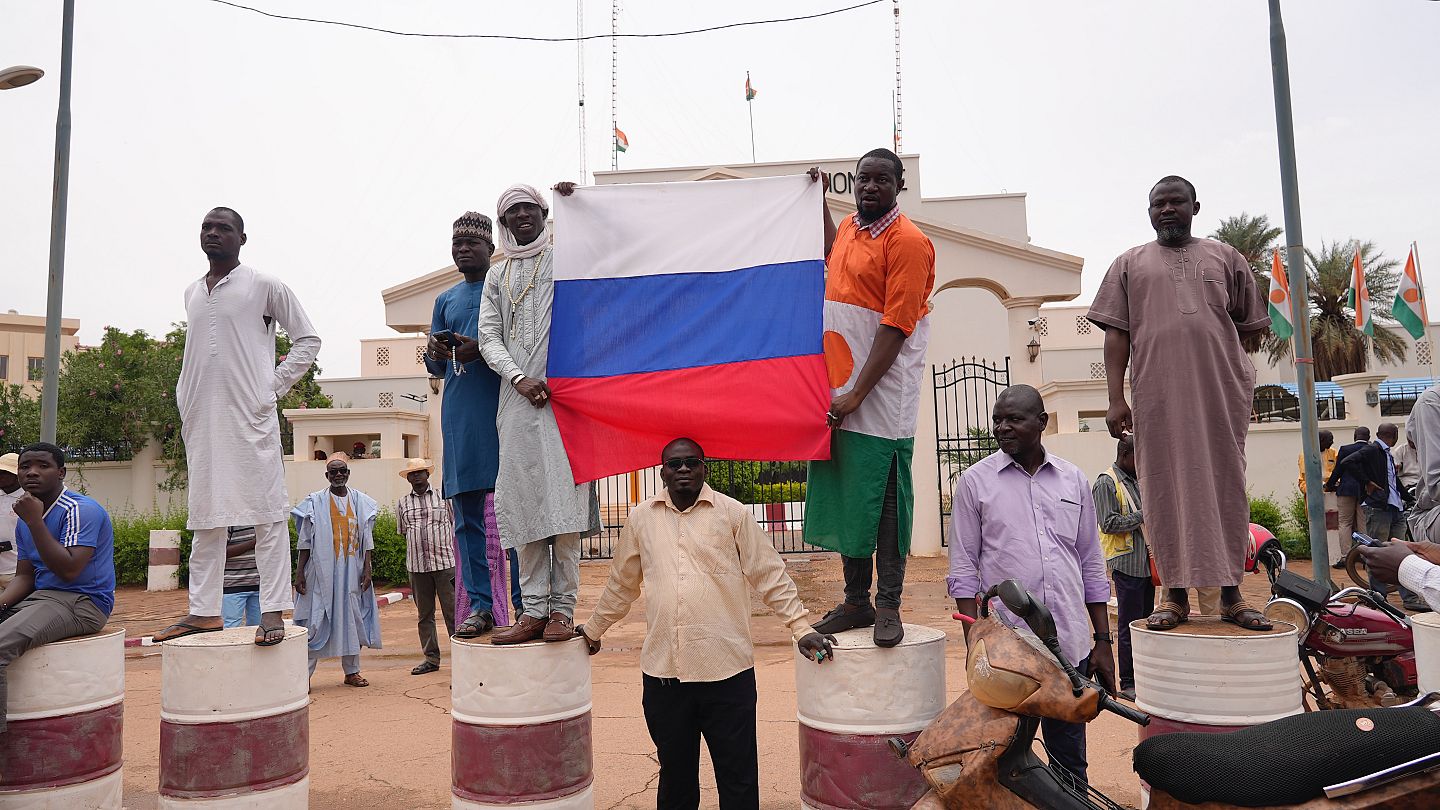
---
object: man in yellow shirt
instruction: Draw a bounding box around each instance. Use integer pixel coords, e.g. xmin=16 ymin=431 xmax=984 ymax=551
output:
xmin=1297 ymin=429 xmax=1337 ymax=493
xmin=581 ymin=438 xmax=833 ymax=810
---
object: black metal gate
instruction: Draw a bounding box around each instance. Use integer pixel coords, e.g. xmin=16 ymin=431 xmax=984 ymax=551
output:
xmin=583 ymin=460 xmax=820 ymax=561
xmin=933 ymin=357 xmax=1010 ymax=543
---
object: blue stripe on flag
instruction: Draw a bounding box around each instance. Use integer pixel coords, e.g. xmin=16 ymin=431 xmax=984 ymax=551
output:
xmin=548 ymin=259 xmax=823 ymax=378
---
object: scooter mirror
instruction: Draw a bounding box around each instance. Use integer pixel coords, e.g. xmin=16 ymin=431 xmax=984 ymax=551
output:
xmin=997 ymin=580 xmax=1033 ymax=616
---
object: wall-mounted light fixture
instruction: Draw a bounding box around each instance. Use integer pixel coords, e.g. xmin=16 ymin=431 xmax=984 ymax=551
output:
xmin=1027 ymin=337 xmax=1041 ymax=363
xmin=1365 ymin=387 xmax=1379 ymax=407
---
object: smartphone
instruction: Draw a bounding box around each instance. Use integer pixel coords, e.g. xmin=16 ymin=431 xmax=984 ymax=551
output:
xmin=1351 ymin=532 xmax=1383 ymax=548
xmin=431 ymin=330 xmax=457 ymax=348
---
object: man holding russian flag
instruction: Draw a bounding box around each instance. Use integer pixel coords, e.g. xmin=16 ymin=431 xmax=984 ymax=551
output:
xmin=804 ymin=149 xmax=936 ymax=648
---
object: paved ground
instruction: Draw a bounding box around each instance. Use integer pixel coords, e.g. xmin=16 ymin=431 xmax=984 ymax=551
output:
xmin=108 ymin=554 xmax=1344 ymax=809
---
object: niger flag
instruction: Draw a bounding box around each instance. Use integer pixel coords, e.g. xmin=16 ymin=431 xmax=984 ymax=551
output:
xmin=614 ymin=126 xmax=629 ymax=153
xmin=1268 ymin=249 xmax=1293 ymax=341
xmin=1392 ymin=244 xmax=1426 ymax=340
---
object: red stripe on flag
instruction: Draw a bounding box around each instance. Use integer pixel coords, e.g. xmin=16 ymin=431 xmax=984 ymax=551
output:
xmin=550 ymin=355 xmax=832 ymax=483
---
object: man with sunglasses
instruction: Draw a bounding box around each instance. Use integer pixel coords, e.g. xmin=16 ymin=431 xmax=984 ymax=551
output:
xmin=581 ymin=438 xmax=834 ymax=810
xmin=291 ymin=455 xmax=382 ymax=687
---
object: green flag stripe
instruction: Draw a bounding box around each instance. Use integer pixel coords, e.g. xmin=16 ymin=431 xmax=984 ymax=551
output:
xmin=1268 ymin=302 xmax=1293 ymax=340
xmin=1393 ymin=297 xmax=1426 ymax=340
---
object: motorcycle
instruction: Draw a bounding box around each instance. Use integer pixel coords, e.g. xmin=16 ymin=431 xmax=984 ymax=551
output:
xmin=1257 ymin=531 xmax=1418 ymax=709
xmin=895 ymin=579 xmax=1440 ymax=809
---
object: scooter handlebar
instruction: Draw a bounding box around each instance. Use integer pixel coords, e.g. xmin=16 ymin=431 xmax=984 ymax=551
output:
xmin=1099 ymin=692 xmax=1150 ymax=726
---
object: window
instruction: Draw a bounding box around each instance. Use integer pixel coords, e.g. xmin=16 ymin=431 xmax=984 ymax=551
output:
xmin=376 ymin=346 xmax=391 ymax=366
xmin=378 ymin=392 xmax=394 ymax=408
xmin=27 ymin=357 xmax=44 ymax=381
xmin=0 ymin=355 xmax=7 ymax=380
xmin=1075 ymin=317 xmax=1092 ymax=336
xmin=1034 ymin=317 xmax=1048 ymax=337
xmin=1089 ymin=362 xmax=1106 ymax=379
xmin=415 ymin=345 xmax=427 ymax=365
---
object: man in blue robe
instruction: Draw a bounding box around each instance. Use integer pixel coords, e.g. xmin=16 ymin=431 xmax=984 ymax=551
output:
xmin=425 ymin=212 xmax=522 ymax=637
xmin=293 ymin=456 xmax=382 ymax=686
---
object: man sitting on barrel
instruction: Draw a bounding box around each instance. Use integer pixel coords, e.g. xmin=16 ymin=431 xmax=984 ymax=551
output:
xmin=0 ymin=442 xmax=115 ymax=733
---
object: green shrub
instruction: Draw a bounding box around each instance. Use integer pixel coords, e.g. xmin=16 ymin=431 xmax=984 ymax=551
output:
xmin=370 ymin=509 xmax=408 ymax=586
xmin=707 ymin=461 xmax=761 ymax=502
xmin=1248 ymin=493 xmax=1286 ymax=537
xmin=751 ymin=482 xmax=806 ymax=504
xmin=1277 ymin=530 xmax=1312 ymax=561
xmin=1287 ymin=489 xmax=1308 ymax=534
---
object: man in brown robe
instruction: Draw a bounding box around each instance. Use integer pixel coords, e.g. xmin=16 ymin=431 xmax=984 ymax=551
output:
xmin=1086 ymin=176 xmax=1272 ymax=631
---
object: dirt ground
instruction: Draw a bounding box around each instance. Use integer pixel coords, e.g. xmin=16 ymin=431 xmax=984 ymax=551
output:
xmin=106 ymin=554 xmax=1331 ymax=809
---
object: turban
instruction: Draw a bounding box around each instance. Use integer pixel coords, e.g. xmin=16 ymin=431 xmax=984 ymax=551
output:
xmin=496 ymin=184 xmax=551 ymax=259
xmin=452 ymin=211 xmax=493 ymax=243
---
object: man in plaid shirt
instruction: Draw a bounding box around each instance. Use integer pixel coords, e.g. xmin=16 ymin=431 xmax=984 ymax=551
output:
xmin=397 ymin=460 xmax=458 ymax=675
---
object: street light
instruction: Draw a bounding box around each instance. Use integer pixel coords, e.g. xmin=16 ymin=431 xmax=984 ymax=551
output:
xmin=0 ymin=65 xmax=44 ymax=89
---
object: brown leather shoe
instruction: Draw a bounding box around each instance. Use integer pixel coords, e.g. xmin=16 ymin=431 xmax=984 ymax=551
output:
xmin=491 ymin=614 xmax=548 ymax=645
xmin=543 ymin=612 xmax=576 ymax=642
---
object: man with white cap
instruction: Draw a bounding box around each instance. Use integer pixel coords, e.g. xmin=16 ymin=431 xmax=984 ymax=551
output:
xmin=0 ymin=453 xmax=20 ymax=587
xmin=481 ymin=182 xmax=599 ymax=645
xmin=425 ymin=211 xmax=521 ymax=639
xmin=396 ymin=458 xmax=457 ymax=674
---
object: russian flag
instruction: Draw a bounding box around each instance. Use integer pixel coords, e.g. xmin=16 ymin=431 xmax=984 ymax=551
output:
xmin=549 ymin=174 xmax=832 ymax=483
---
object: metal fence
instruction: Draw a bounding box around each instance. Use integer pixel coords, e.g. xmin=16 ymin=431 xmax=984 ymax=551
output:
xmin=582 ymin=459 xmax=822 ymax=561
xmin=932 ymin=357 xmax=1010 ymax=544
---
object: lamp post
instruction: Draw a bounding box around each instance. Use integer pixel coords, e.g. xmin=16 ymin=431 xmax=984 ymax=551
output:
xmin=41 ymin=0 xmax=76 ymax=444
xmin=0 ymin=65 xmax=44 ymax=89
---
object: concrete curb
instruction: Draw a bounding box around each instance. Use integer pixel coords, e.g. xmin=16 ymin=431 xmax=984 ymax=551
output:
xmin=124 ymin=588 xmax=415 ymax=648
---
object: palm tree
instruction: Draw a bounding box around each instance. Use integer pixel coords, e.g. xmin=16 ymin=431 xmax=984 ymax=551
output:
xmin=1257 ymin=240 xmax=1405 ymax=380
xmin=1212 ymin=213 xmax=1282 ymax=279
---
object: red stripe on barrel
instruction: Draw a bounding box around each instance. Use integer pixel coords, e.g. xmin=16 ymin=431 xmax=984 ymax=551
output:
xmin=148 ymin=547 xmax=181 ymax=565
xmin=799 ymin=723 xmax=928 ymax=810
xmin=0 ymin=702 xmax=123 ymax=790
xmin=451 ymin=713 xmax=592 ymax=803
xmin=159 ymin=706 xmax=308 ymax=798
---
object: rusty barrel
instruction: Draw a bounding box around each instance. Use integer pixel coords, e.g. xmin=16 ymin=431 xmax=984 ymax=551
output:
xmin=0 ymin=627 xmax=125 ymax=809
xmin=451 ymin=636 xmax=593 ymax=809
xmin=795 ymin=624 xmax=945 ymax=810
xmin=159 ymin=625 xmax=310 ymax=808
xmin=1131 ymin=617 xmax=1300 ymax=807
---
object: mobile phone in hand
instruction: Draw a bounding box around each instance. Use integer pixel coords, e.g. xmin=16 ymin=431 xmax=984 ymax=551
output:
xmin=432 ymin=330 xmax=457 ymax=348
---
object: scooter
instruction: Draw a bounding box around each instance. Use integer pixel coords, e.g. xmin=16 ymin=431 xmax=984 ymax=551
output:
xmin=1259 ymin=532 xmax=1418 ymax=709
xmin=895 ymin=579 xmax=1440 ymax=809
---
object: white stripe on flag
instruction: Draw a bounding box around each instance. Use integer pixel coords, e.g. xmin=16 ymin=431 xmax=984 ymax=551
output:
xmin=551 ymin=174 xmax=823 ymax=281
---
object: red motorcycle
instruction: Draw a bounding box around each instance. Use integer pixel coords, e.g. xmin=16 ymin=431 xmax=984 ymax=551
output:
xmin=1254 ymin=529 xmax=1417 ymax=709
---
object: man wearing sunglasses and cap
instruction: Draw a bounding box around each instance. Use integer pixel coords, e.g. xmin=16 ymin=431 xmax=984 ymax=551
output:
xmin=581 ymin=438 xmax=833 ymax=809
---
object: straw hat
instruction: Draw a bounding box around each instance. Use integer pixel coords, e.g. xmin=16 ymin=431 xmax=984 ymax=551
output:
xmin=398 ymin=459 xmax=434 ymax=479
xmin=0 ymin=453 xmax=17 ymax=476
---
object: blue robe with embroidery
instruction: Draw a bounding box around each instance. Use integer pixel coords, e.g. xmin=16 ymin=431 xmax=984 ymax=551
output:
xmin=292 ymin=489 xmax=383 ymax=658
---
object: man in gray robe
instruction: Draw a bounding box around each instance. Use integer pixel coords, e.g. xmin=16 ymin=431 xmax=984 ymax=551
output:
xmin=1087 ymin=176 xmax=1272 ymax=632
xmin=481 ymin=183 xmax=598 ymax=645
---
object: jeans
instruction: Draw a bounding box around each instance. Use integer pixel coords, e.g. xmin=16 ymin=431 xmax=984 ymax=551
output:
xmin=1111 ymin=570 xmax=1154 ymax=690
xmin=517 ymin=533 xmax=581 ymax=620
xmin=642 ymin=669 xmax=759 ymax=810
xmin=842 ymin=459 xmax=906 ymax=610
xmin=1041 ymin=657 xmax=1091 ymax=784
xmin=222 ymin=590 xmax=261 ymax=628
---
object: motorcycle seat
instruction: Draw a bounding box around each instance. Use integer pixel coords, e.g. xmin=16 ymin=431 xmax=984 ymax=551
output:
xmin=1134 ymin=707 xmax=1440 ymax=806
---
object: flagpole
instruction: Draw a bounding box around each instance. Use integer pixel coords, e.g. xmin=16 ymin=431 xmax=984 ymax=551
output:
xmin=1416 ymin=241 xmax=1435 ymax=382
xmin=1268 ymin=0 xmax=1330 ymax=579
xmin=746 ymin=70 xmax=756 ymax=163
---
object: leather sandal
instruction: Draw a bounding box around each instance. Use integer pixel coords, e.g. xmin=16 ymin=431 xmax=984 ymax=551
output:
xmin=1146 ymin=601 xmax=1190 ymax=631
xmin=1221 ymin=600 xmax=1273 ymax=630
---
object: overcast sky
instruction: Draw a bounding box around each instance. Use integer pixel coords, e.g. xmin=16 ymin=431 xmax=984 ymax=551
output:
xmin=2 ymin=1 xmax=1436 ymax=377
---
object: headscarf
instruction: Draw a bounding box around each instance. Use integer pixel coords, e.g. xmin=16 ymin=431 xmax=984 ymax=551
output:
xmin=452 ymin=211 xmax=493 ymax=244
xmin=495 ymin=184 xmax=551 ymax=259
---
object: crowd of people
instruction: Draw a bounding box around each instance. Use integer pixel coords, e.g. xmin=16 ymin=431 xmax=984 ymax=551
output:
xmin=7 ymin=152 xmax=1440 ymax=807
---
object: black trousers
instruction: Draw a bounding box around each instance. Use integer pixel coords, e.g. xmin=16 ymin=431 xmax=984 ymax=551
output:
xmin=1112 ymin=570 xmax=1154 ymax=690
xmin=409 ymin=567 xmax=456 ymax=664
xmin=842 ymin=458 xmax=906 ymax=610
xmin=1041 ymin=657 xmax=1091 ymax=784
xmin=642 ymin=668 xmax=759 ymax=810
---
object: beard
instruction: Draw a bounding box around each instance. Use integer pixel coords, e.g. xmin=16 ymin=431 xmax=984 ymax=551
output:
xmin=1155 ymin=223 xmax=1190 ymax=242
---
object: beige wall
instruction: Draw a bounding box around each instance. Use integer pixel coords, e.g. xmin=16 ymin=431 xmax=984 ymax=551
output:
xmin=359 ymin=336 xmax=429 ymax=379
xmin=0 ymin=312 xmax=81 ymax=392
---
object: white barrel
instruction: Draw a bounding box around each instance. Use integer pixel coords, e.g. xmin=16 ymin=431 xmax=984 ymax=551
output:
xmin=795 ymin=624 xmax=944 ymax=810
xmin=159 ymin=626 xmax=309 ymax=808
xmin=148 ymin=529 xmax=181 ymax=591
xmin=1131 ymin=618 xmax=1301 ymax=725
xmin=1412 ymin=612 xmax=1440 ymax=694
xmin=451 ymin=637 xmax=593 ymax=809
xmin=0 ymin=627 xmax=125 ymax=809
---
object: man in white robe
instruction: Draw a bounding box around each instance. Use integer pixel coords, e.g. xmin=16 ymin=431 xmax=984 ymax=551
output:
xmin=155 ymin=207 xmax=320 ymax=646
xmin=293 ymin=456 xmax=382 ymax=685
xmin=482 ymin=184 xmax=598 ymax=645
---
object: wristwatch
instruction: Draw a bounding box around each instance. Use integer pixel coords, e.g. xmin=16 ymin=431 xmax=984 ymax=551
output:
xmin=1093 ymin=632 xmax=1114 ymax=644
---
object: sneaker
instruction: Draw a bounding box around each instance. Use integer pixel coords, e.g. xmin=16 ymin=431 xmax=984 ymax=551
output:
xmin=874 ymin=607 xmax=904 ymax=648
xmin=811 ymin=602 xmax=875 ymax=635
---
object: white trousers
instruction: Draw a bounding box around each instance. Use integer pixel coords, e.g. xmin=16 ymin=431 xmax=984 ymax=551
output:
xmin=188 ymin=521 xmax=294 ymax=615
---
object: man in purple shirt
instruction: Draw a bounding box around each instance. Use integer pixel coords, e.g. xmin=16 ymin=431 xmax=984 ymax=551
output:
xmin=948 ymin=385 xmax=1115 ymax=783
